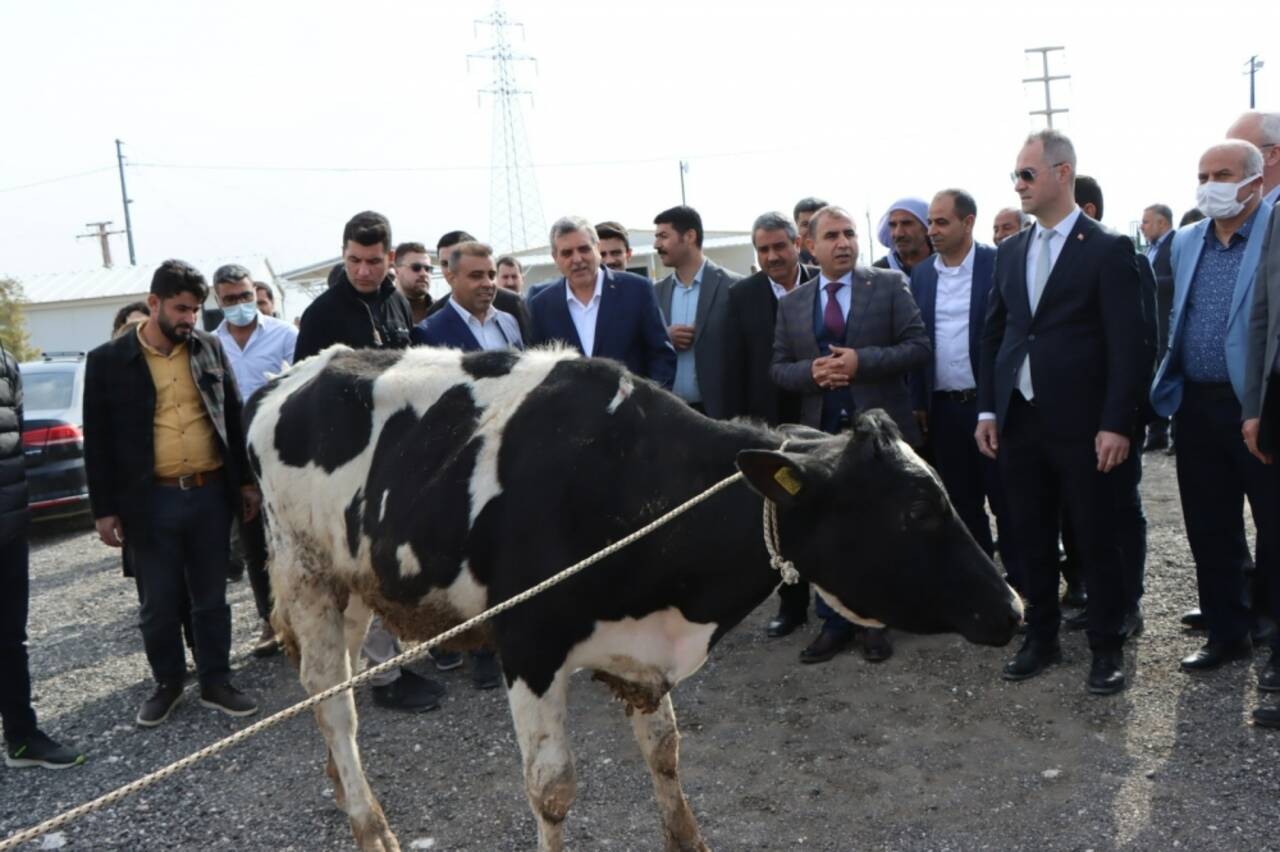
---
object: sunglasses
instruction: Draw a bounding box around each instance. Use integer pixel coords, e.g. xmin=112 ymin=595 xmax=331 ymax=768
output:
xmin=1011 ymin=162 xmax=1068 ymax=184
xmin=402 ymin=262 xmax=433 ymax=274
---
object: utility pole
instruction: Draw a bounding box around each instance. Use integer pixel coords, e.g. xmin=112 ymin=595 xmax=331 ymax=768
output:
xmin=1245 ymin=55 xmax=1265 ymax=108
xmin=679 ymin=160 xmax=688 ymax=205
xmin=77 ymin=220 xmax=125 ymax=268
xmin=114 ymin=139 xmax=137 ymax=265
xmin=1023 ymin=46 xmax=1069 ymax=128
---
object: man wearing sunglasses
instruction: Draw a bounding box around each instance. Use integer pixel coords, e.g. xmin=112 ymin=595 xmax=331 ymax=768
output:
xmin=394 ymin=242 xmax=435 ymax=327
xmin=976 ymin=130 xmax=1147 ymax=697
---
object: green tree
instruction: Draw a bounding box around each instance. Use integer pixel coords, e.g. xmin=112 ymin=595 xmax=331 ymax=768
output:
xmin=0 ymin=277 xmax=40 ymax=361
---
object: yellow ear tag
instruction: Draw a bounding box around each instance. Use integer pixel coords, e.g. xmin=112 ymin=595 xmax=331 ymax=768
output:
xmin=773 ymin=467 xmax=802 ymax=496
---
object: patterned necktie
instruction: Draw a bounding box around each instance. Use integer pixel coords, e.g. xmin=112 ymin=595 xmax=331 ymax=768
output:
xmin=824 ymin=280 xmax=846 ymax=341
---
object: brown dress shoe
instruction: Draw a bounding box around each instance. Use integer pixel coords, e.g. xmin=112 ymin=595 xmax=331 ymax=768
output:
xmin=799 ymin=628 xmax=853 ymax=664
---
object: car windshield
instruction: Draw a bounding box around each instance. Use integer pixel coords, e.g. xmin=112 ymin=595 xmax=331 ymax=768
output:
xmin=23 ymin=371 xmax=75 ymax=411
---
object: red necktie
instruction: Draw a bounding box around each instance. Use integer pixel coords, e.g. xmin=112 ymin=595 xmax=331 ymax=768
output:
xmin=824 ymin=280 xmax=846 ymax=341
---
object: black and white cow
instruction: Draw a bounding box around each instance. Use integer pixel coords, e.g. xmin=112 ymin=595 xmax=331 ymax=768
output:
xmin=245 ymin=344 xmax=1022 ymax=852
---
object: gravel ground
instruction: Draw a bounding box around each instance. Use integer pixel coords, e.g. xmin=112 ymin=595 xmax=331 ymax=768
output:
xmin=3 ymin=451 xmax=1279 ymax=851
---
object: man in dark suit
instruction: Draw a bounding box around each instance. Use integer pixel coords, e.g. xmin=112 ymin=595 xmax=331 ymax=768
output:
xmin=1140 ymin=204 xmax=1176 ymax=452
xmin=653 ymin=205 xmax=740 ymax=417
xmin=528 ymin=216 xmax=676 ymax=388
xmin=976 ymin=130 xmax=1147 ymax=696
xmin=413 ymin=242 xmax=523 ymax=351
xmin=1242 ymin=181 xmax=1280 ymax=728
xmin=771 ymin=205 xmax=931 ymax=664
xmin=909 ymin=190 xmax=1019 ymax=589
xmin=84 ymin=260 xmax=260 ymax=725
xmin=423 ymin=230 xmax=531 ymax=342
xmin=725 ymin=211 xmax=818 ymax=638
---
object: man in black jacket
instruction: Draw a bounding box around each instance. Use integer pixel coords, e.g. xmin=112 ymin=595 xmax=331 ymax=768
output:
xmin=84 ymin=260 xmax=260 ymax=726
xmin=0 ymin=344 xmax=85 ymax=768
xmin=725 ymin=211 xmax=816 ymax=638
xmin=1140 ymin=203 xmax=1176 ymax=452
xmin=294 ymin=211 xmax=415 ymax=361
xmin=294 ymin=212 xmax=457 ymax=708
xmin=421 ymin=230 xmax=531 ymax=341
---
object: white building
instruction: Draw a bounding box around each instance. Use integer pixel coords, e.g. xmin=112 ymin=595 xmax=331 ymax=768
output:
xmin=15 ymin=257 xmax=284 ymax=355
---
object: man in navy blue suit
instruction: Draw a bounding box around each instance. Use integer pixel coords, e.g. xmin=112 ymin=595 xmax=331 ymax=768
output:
xmin=909 ymin=189 xmax=1019 ymax=590
xmin=413 ymin=241 xmax=523 ymax=352
xmin=528 ymin=216 xmax=676 ymax=388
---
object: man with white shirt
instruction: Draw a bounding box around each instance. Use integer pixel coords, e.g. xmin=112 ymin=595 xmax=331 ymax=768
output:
xmin=212 ymin=264 xmax=297 ymax=658
xmin=413 ymin=242 xmax=523 ymax=351
xmin=908 ymin=191 xmax=1019 ymax=590
xmin=527 ymin=216 xmax=675 ymax=388
xmin=975 ymin=130 xmax=1147 ymax=695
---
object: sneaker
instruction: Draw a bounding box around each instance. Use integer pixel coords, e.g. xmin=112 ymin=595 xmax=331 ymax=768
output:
xmin=252 ymin=621 xmax=281 ymax=658
xmin=5 ymin=731 xmax=86 ymax=769
xmin=199 ymin=682 xmax=259 ymax=718
xmin=137 ymin=682 xmax=185 ymax=727
xmin=433 ymin=650 xmax=464 ymax=672
xmin=471 ymin=650 xmax=503 ymax=690
xmin=371 ymin=669 xmax=444 ymax=712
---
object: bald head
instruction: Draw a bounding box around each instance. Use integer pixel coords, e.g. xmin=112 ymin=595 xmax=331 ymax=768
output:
xmin=1200 ymin=139 xmax=1264 ymax=180
xmin=1226 ymin=110 xmax=1280 ymax=194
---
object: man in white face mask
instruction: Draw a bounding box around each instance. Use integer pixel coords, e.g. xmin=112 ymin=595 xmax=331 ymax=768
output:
xmin=212 ymin=264 xmax=298 ymax=656
xmin=1150 ymin=140 xmax=1279 ymax=686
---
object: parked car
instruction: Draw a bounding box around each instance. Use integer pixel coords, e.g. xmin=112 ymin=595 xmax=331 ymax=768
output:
xmin=20 ymin=352 xmax=89 ymax=519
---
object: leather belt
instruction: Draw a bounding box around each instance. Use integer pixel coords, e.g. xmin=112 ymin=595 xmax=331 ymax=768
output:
xmin=934 ymin=389 xmax=978 ymax=403
xmin=155 ymin=468 xmax=224 ymax=490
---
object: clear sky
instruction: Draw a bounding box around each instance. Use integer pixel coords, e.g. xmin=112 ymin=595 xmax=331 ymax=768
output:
xmin=0 ymin=0 xmax=1272 ymax=279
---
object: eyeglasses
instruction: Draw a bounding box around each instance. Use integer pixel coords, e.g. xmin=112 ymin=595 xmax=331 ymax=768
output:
xmin=401 ymin=262 xmax=433 ymax=274
xmin=1010 ymin=162 xmax=1068 ymax=184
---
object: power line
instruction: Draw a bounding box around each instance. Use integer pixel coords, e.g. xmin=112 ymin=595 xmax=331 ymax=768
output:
xmin=0 ymin=166 xmax=115 ymax=194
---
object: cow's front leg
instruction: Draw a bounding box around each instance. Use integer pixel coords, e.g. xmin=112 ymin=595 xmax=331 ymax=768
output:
xmin=283 ymin=585 xmax=399 ymax=852
xmin=507 ymin=668 xmax=575 ymax=852
xmin=631 ymin=693 xmax=708 ymax=852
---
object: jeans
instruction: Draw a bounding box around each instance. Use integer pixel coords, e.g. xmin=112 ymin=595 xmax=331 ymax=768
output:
xmin=131 ymin=483 xmax=233 ymax=688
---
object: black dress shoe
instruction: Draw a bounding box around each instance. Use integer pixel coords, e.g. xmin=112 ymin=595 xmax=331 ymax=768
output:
xmin=1254 ymin=704 xmax=1280 ymax=729
xmin=1142 ymin=432 xmax=1169 ymax=452
xmin=471 ymin=651 xmax=503 ymax=690
xmin=1061 ymin=584 xmax=1087 ymax=609
xmin=766 ymin=607 xmax=808 ymax=638
xmin=1253 ymin=618 xmax=1276 ymax=646
xmin=1180 ymin=638 xmax=1253 ymax=672
xmin=860 ymin=628 xmax=893 ymax=663
xmin=799 ymin=628 xmax=853 ymax=664
xmin=1063 ymin=609 xmax=1088 ymax=631
xmin=1001 ymin=638 xmax=1062 ymax=681
xmin=1121 ymin=609 xmax=1145 ymax=642
xmin=1180 ymin=608 xmax=1208 ymax=631
xmin=1259 ymin=652 xmax=1280 ymax=693
xmin=372 ymin=669 xmax=445 ymax=711
xmin=1088 ymin=651 xmax=1126 ymax=695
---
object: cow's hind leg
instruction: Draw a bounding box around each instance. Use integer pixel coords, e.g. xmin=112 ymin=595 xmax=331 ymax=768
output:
xmin=508 ymin=669 xmax=575 ymax=852
xmin=284 ymin=583 xmax=399 ymax=852
xmin=631 ymin=693 xmax=708 ymax=852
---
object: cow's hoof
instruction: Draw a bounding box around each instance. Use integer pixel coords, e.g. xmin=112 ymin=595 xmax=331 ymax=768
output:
xmin=351 ymin=809 xmax=400 ymax=852
xmin=665 ymin=838 xmax=710 ymax=852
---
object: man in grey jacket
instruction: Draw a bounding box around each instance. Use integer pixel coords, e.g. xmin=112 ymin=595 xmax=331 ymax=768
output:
xmin=771 ymin=204 xmax=931 ymax=664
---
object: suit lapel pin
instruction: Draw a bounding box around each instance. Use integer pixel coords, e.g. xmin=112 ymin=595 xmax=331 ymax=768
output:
xmin=1077 ymin=233 xmax=1084 ymax=241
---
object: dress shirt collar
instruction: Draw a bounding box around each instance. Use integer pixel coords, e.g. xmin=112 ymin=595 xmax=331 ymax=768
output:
xmin=675 ymin=259 xmax=706 ymax=289
xmin=817 ymin=270 xmax=854 ymax=290
xmin=1032 ymin=205 xmax=1083 ymax=243
xmin=934 ymin=242 xmax=976 ymax=275
xmin=448 ymin=295 xmax=497 ymax=327
xmin=567 ymin=268 xmax=604 ymax=307
xmin=1203 ymin=204 xmax=1261 ymax=247
xmin=768 ymin=265 xmax=804 ymax=299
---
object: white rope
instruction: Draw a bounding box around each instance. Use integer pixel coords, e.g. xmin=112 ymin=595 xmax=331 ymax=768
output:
xmin=762 ymin=499 xmax=800 ymax=585
xmin=0 ymin=465 xmax=764 ymax=852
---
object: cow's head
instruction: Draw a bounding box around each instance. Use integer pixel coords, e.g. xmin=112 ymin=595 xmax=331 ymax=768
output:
xmin=736 ymin=411 xmax=1022 ymax=646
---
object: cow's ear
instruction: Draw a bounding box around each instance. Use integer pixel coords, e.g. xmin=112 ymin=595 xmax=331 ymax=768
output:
xmin=736 ymin=450 xmax=813 ymax=507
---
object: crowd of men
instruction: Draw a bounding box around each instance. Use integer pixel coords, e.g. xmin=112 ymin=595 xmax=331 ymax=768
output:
xmin=2 ymin=112 xmax=1279 ymax=774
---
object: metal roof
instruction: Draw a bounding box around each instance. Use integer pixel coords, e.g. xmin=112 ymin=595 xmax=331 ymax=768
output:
xmin=14 ymin=256 xmax=276 ymax=306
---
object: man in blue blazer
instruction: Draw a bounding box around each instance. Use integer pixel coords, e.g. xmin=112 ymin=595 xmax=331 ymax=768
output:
xmin=528 ymin=216 xmax=676 ymax=389
xmin=1151 ymin=140 xmax=1277 ymax=677
xmin=909 ymin=190 xmax=1019 ymax=590
xmin=413 ymin=241 xmax=523 ymax=352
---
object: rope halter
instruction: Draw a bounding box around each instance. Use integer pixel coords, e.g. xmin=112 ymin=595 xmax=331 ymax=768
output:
xmin=761 ymin=438 xmax=800 ymax=585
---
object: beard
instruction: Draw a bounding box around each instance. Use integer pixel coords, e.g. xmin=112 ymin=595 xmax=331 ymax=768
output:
xmin=157 ymin=313 xmax=193 ymax=344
